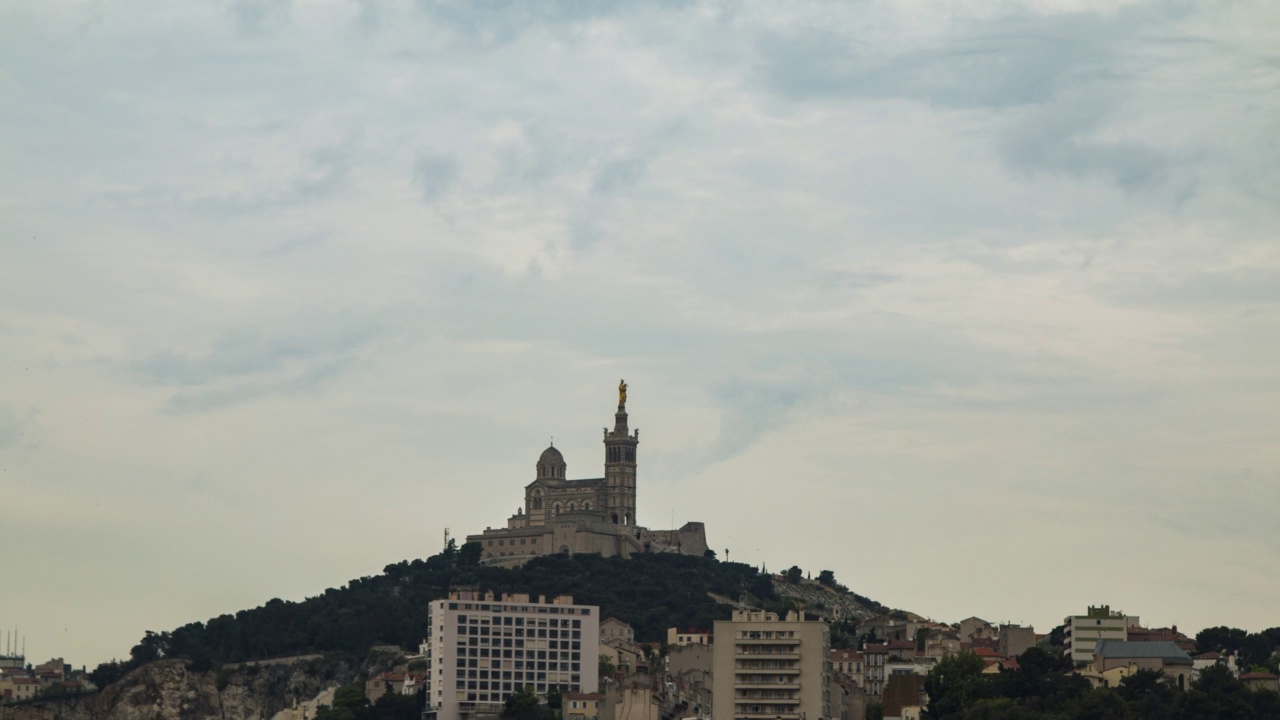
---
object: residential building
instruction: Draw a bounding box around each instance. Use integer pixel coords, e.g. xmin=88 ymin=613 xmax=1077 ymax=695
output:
xmin=424 ymin=590 xmax=599 ymax=720
xmin=466 ymin=384 xmax=708 ymax=567
xmin=667 ymin=627 xmax=712 ymax=647
xmin=997 ymin=625 xmax=1035 ymax=660
xmin=1090 ymin=640 xmax=1194 ymax=690
xmin=601 ymin=682 xmax=661 ymax=720
xmin=863 ymin=643 xmax=888 ymax=698
xmin=6 ymin=677 xmax=39 ymax=701
xmin=957 ymin=618 xmax=994 ymax=643
xmin=366 ymin=672 xmax=406 ymax=703
xmin=1125 ymin=625 xmax=1195 ymax=653
xmin=885 ymin=639 xmax=916 ymax=660
xmin=829 ymin=649 xmax=864 ymax=687
xmin=882 ymin=674 xmax=926 ymax=720
xmin=1063 ymin=606 xmax=1135 ymax=665
xmin=923 ymin=630 xmax=960 ymax=658
xmin=600 ymin=618 xmax=634 ymax=644
xmin=599 ymin=640 xmax=645 ymax=675
xmin=1192 ymin=651 xmax=1239 ymax=677
xmin=667 ymin=643 xmax=713 ymax=677
xmin=828 ymin=674 xmax=866 ymax=720
xmin=1240 ymin=672 xmax=1280 ymax=693
xmin=565 ymin=692 xmax=604 ymax=720
xmin=712 ymin=609 xmax=831 ymax=720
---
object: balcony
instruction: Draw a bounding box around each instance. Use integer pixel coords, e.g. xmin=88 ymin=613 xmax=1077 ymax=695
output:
xmin=732 ymin=691 xmax=798 ymax=702
xmin=735 ymin=664 xmax=800 ymax=673
xmin=735 ymin=682 xmax=800 ymax=691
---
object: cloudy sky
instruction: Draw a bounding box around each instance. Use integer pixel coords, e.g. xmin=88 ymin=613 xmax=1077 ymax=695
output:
xmin=2 ymin=0 xmax=1278 ymax=668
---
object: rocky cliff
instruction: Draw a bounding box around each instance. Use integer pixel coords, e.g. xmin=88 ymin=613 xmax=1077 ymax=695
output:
xmin=771 ymin=577 xmax=881 ymax=622
xmin=2 ymin=657 xmax=356 ymax=720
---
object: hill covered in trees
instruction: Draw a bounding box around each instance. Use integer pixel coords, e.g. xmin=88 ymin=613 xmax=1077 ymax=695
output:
xmin=91 ymin=545 xmax=880 ymax=686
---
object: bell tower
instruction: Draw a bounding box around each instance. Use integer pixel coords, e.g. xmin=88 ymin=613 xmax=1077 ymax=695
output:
xmin=603 ymin=379 xmax=638 ymax=526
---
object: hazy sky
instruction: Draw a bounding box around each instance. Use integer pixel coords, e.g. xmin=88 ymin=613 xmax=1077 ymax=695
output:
xmin=2 ymin=0 xmax=1278 ymax=669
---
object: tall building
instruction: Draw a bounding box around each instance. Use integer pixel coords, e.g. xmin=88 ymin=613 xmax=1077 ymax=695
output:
xmin=1063 ymin=606 xmax=1136 ymax=664
xmin=712 ymin=609 xmax=832 ymax=720
xmin=424 ymin=590 xmax=600 ymax=720
xmin=467 ymin=381 xmax=709 ymax=566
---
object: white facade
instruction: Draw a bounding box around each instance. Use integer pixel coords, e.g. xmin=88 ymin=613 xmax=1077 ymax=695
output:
xmin=425 ymin=591 xmax=600 ymax=720
xmin=1063 ymin=606 xmax=1135 ymax=664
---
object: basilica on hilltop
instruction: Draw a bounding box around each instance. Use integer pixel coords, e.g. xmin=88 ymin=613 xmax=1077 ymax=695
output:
xmin=466 ymin=381 xmax=709 ymax=567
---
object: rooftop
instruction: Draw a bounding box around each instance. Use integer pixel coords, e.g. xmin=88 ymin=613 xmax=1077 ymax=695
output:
xmin=1093 ymin=640 xmax=1192 ymax=665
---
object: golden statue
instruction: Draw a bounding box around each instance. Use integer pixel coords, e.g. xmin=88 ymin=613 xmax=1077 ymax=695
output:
xmin=618 ymin=379 xmax=628 ymax=406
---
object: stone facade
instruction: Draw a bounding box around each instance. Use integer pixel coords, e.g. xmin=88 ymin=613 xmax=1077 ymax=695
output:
xmin=467 ymin=384 xmax=708 ymax=566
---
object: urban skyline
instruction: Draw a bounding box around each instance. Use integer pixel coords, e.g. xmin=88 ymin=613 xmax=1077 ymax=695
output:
xmin=2 ymin=0 xmax=1278 ymax=671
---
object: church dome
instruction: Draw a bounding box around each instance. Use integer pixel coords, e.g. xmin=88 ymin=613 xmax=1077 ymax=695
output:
xmin=536 ymin=444 xmax=567 ymax=480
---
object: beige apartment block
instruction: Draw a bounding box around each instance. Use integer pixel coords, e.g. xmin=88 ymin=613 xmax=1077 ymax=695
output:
xmin=712 ymin=609 xmax=831 ymax=720
xmin=1063 ymin=606 xmax=1136 ymax=665
xmin=424 ymin=590 xmax=599 ymax=720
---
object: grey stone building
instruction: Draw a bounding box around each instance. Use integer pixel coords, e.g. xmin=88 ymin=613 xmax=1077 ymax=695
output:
xmin=467 ymin=382 xmax=709 ymax=566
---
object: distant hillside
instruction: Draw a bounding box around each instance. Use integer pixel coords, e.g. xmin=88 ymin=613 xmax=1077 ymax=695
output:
xmin=93 ymin=547 xmax=886 ymax=684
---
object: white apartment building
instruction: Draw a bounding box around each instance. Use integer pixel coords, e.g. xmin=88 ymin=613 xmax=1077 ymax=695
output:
xmin=424 ymin=590 xmax=600 ymax=720
xmin=1063 ymin=606 xmax=1137 ymax=665
xmin=712 ymin=609 xmax=831 ymax=720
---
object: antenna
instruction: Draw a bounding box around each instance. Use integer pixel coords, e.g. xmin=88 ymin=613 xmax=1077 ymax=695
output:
xmin=444 ymin=528 xmax=451 ymax=550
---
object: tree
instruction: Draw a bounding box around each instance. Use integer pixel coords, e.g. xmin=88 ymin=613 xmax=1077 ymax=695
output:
xmin=130 ymin=630 xmax=169 ymax=665
xmin=598 ymin=657 xmax=616 ymax=677
xmin=924 ymin=651 xmax=987 ymax=720
xmin=315 ymin=684 xmax=368 ymax=720
xmin=817 ymin=570 xmax=836 ymax=587
xmin=458 ymin=541 xmax=483 ymax=567
xmin=89 ymin=660 xmax=128 ymax=689
xmin=1196 ymin=626 xmax=1248 ymax=655
xmin=1047 ymin=625 xmax=1065 ymax=647
xmin=784 ymin=566 xmax=803 ymax=584
xmin=501 ymin=686 xmax=553 ymax=720
xmin=545 ymin=685 xmax=563 ymax=710
xmin=703 ymin=549 xmax=716 ymax=559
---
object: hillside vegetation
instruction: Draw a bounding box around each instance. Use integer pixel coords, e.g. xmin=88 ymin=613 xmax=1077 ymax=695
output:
xmin=92 ymin=546 xmax=879 ymax=685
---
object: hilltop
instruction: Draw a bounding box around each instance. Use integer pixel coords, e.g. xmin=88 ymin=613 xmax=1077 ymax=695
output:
xmin=90 ymin=546 xmax=887 ymax=685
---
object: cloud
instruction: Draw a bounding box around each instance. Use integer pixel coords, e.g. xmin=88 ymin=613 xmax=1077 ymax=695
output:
xmin=414 ymin=152 xmax=460 ymax=202
xmin=227 ymin=0 xmax=291 ymax=37
xmin=590 ymin=155 xmax=649 ymax=195
xmin=130 ymin=308 xmax=411 ymax=411
xmin=753 ymin=3 xmax=1193 ymax=188
xmin=413 ymin=0 xmax=694 ymax=45
xmin=0 ymin=404 xmax=35 ymax=450
xmin=998 ymin=94 xmax=1170 ymax=189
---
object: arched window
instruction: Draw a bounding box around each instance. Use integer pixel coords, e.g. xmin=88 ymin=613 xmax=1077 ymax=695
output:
xmin=583 ymin=501 xmax=591 ymax=511
xmin=552 ymin=503 xmax=562 ymax=517
xmin=611 ymin=512 xmax=619 ymax=524
xmin=568 ymin=502 xmax=577 ymax=511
